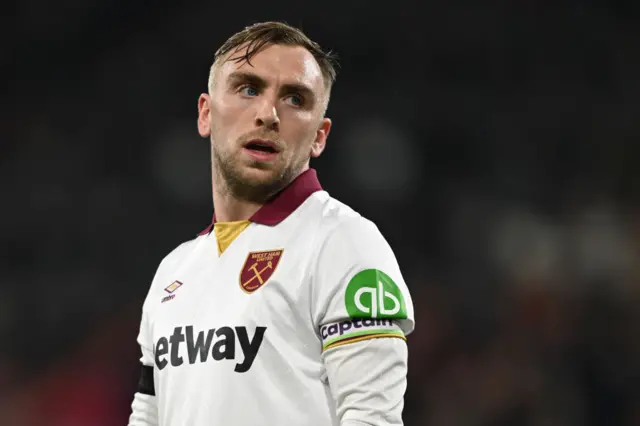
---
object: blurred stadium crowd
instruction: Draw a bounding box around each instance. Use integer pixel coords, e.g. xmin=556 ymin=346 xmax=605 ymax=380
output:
xmin=2 ymin=1 xmax=639 ymax=425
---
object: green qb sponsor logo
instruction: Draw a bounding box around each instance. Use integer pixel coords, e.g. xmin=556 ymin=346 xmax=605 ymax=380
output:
xmin=345 ymin=269 xmax=407 ymax=319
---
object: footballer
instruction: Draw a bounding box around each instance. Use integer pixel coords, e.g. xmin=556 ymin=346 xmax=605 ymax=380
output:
xmin=128 ymin=21 xmax=415 ymax=426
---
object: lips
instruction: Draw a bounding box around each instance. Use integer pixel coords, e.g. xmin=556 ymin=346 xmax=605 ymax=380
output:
xmin=243 ymin=139 xmax=280 ymax=154
xmin=242 ymin=138 xmax=281 ymax=162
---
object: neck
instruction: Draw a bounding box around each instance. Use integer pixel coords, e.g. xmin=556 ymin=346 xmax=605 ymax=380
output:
xmin=211 ymin=186 xmax=262 ymax=223
xmin=211 ymin=164 xmax=310 ymax=223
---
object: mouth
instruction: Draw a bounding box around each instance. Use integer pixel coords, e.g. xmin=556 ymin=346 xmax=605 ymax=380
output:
xmin=243 ymin=139 xmax=281 ymax=154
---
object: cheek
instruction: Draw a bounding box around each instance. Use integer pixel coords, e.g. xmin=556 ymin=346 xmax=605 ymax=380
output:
xmin=211 ymin=101 xmax=244 ymax=140
xmin=213 ymin=90 xmax=248 ymax=115
xmin=284 ymin=115 xmax=317 ymax=146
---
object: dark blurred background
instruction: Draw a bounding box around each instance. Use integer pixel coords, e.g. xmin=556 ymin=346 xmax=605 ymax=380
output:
xmin=2 ymin=1 xmax=640 ymax=425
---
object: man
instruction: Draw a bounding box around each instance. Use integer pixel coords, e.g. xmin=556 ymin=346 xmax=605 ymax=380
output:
xmin=128 ymin=21 xmax=414 ymax=426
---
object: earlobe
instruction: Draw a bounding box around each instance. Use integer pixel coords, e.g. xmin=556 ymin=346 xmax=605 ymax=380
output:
xmin=310 ymin=141 xmax=324 ymax=158
xmin=310 ymin=117 xmax=332 ymax=158
xmin=197 ymin=94 xmax=211 ymax=138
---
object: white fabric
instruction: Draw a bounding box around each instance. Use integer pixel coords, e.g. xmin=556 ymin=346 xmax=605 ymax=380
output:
xmin=324 ymin=337 xmax=408 ymax=426
xmin=128 ymin=392 xmax=158 ymax=426
xmin=127 ymin=191 xmax=414 ymax=426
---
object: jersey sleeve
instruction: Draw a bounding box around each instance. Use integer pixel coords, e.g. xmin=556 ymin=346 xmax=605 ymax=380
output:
xmin=312 ymin=217 xmax=414 ymax=425
xmin=127 ymin=305 xmax=158 ymax=426
xmin=128 ymin=248 xmax=179 ymax=426
xmin=312 ymin=217 xmax=415 ymax=352
xmin=323 ymin=337 xmax=408 ymax=425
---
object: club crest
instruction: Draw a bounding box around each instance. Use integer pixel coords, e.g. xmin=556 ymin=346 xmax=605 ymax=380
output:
xmin=239 ymin=249 xmax=283 ymax=293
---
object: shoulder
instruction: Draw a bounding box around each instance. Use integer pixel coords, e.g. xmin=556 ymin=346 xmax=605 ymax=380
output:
xmin=141 ymin=236 xmax=201 ymax=309
xmin=304 ymin=191 xmax=383 ymax=244
xmin=312 ymin=192 xmax=391 ymax=259
xmin=303 ymin=192 xmax=400 ymax=281
xmin=156 ymin=237 xmax=200 ymax=274
xmin=307 ymin=194 xmax=415 ymax=335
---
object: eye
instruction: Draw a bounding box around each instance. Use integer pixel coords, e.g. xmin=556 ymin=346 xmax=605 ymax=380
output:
xmin=284 ymin=94 xmax=304 ymax=107
xmin=239 ymin=85 xmax=258 ymax=97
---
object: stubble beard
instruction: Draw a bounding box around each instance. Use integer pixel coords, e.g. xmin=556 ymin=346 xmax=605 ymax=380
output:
xmin=211 ymin=142 xmax=305 ymax=204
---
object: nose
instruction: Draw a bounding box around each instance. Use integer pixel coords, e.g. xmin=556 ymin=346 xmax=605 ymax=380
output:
xmin=254 ymin=98 xmax=280 ymax=131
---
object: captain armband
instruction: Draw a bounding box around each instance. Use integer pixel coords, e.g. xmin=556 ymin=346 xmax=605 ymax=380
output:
xmin=320 ymin=318 xmax=405 ymax=352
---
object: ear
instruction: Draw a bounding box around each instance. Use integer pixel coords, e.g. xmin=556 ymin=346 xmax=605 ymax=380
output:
xmin=197 ymin=94 xmax=212 ymax=137
xmin=310 ymin=117 xmax=331 ymax=158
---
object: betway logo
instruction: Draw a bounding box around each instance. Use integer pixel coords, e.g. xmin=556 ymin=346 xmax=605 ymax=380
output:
xmin=155 ymin=326 xmax=266 ymax=373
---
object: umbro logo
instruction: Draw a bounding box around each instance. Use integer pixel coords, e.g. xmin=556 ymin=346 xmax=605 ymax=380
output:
xmin=162 ymin=280 xmax=183 ymax=303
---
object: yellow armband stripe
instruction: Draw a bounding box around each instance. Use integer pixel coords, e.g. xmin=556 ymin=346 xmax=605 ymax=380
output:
xmin=323 ymin=330 xmax=406 ymax=351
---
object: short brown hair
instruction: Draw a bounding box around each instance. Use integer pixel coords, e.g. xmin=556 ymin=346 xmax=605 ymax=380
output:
xmin=211 ymin=21 xmax=339 ymax=91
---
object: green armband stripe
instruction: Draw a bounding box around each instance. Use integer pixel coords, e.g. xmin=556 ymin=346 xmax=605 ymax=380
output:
xmin=322 ymin=328 xmax=405 ymax=350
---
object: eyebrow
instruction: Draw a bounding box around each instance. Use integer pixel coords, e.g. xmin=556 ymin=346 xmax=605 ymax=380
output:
xmin=227 ymin=71 xmax=317 ymax=104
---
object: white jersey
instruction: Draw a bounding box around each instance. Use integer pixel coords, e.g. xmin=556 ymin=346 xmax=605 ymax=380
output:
xmin=128 ymin=169 xmax=415 ymax=426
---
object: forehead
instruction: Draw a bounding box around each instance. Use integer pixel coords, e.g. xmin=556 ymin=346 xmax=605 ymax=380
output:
xmin=217 ymin=44 xmax=324 ymax=91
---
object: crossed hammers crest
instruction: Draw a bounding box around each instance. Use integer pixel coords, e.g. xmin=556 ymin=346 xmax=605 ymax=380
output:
xmin=243 ymin=260 xmax=273 ymax=288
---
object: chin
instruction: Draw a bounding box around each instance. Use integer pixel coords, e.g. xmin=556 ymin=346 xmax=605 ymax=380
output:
xmin=240 ymin=164 xmax=283 ymax=185
xmin=225 ymin=165 xmax=288 ymax=203
xmin=231 ymin=165 xmax=291 ymax=197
